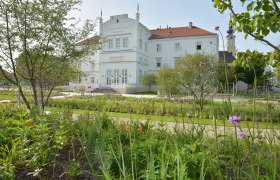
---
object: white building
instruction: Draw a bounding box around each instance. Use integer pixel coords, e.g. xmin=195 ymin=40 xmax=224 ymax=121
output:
xmin=69 ymin=9 xmax=219 ymax=94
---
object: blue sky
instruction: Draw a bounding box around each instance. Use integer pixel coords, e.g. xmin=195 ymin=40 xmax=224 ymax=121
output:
xmin=71 ymin=0 xmax=279 ymax=53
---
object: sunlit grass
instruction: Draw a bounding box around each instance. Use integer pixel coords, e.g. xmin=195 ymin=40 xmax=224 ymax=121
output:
xmin=46 ymin=107 xmax=280 ymax=129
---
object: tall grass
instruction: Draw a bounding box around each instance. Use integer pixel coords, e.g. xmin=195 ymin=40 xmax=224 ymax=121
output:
xmin=73 ymin=113 xmax=279 ymax=179
xmin=47 ymin=95 xmax=280 ymax=123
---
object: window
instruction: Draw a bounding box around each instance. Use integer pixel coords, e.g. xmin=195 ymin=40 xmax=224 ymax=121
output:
xmin=122 ymin=69 xmax=128 ymax=84
xmin=116 ymin=38 xmax=121 ymax=48
xmin=113 ymin=69 xmax=120 ymax=84
xmin=91 ymin=77 xmax=95 ymax=83
xmin=140 ymin=39 xmax=143 ymax=49
xmin=196 ymin=41 xmax=202 ymax=50
xmin=156 ymin=58 xmax=162 ymax=68
xmin=156 ymin=44 xmax=161 ymax=52
xmin=175 ymin=43 xmax=181 ymax=52
xmin=108 ymin=39 xmax=113 ymax=48
xmin=123 ymin=37 xmax=128 ymax=48
xmin=106 ymin=69 xmax=111 ymax=85
xmin=145 ymin=41 xmax=147 ymax=52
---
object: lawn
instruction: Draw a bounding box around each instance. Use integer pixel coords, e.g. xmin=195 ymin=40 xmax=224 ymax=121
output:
xmin=46 ymin=107 xmax=280 ymax=130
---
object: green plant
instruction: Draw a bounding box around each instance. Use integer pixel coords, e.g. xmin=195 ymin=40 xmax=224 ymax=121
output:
xmin=0 ymin=105 xmax=73 ymax=178
xmin=65 ymin=159 xmax=82 ymax=177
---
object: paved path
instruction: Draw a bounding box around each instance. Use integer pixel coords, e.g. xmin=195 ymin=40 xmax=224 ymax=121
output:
xmin=0 ymin=100 xmax=10 ymax=103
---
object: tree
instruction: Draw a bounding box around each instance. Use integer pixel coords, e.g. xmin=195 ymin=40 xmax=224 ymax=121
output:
xmin=16 ymin=51 xmax=81 ymax=109
xmin=156 ymin=66 xmax=180 ymax=100
xmin=175 ymin=53 xmax=218 ymax=114
xmin=141 ymin=73 xmax=157 ymax=92
xmin=212 ymin=0 xmax=280 ymax=53
xmin=0 ymin=69 xmax=12 ymax=90
xmin=0 ymin=0 xmax=100 ymax=110
xmin=232 ymin=51 xmax=270 ymax=93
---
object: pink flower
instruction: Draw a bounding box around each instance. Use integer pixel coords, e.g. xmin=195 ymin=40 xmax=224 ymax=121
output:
xmin=239 ymin=132 xmax=246 ymax=139
xmin=228 ymin=116 xmax=241 ymax=125
xmin=215 ymin=26 xmax=220 ymax=31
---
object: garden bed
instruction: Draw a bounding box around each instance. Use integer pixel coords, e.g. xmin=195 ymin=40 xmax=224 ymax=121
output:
xmin=0 ymin=104 xmax=279 ymax=179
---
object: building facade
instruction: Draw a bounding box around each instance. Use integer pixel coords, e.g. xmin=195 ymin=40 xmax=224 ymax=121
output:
xmin=69 ymin=10 xmax=219 ymax=93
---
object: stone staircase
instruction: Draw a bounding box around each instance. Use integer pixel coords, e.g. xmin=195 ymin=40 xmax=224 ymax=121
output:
xmin=92 ymin=87 xmax=118 ymax=94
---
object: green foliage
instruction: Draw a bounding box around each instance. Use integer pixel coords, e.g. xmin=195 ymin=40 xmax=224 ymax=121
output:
xmin=233 ymin=51 xmax=269 ymax=90
xmin=212 ymin=0 xmax=280 ymax=82
xmin=65 ymin=159 xmax=82 ymax=177
xmin=1 ymin=98 xmax=280 ymax=178
xmin=216 ymin=63 xmax=236 ymax=92
xmin=47 ymin=95 xmax=280 ymax=123
xmin=175 ymin=53 xmax=218 ymax=113
xmin=141 ymin=73 xmax=157 ymax=91
xmin=0 ymin=105 xmax=72 ymax=178
xmin=0 ymin=71 xmax=13 ymax=91
xmin=75 ymin=113 xmax=280 ymax=179
xmin=156 ymin=66 xmax=180 ymax=98
xmin=212 ymin=0 xmax=280 ymax=52
xmin=16 ymin=51 xmax=79 ymax=86
xmin=0 ymin=0 xmax=101 ymax=111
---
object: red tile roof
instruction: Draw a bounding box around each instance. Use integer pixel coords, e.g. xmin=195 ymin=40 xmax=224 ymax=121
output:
xmin=76 ymin=26 xmax=215 ymax=45
xmin=149 ymin=26 xmax=216 ymax=40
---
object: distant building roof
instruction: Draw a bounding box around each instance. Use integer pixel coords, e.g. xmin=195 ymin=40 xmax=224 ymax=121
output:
xmin=149 ymin=26 xmax=216 ymax=40
xmin=76 ymin=26 xmax=216 ymax=45
xmin=76 ymin=36 xmax=100 ymax=46
xmin=219 ymin=51 xmax=236 ymax=64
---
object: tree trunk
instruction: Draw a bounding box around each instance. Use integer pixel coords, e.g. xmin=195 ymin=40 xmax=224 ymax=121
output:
xmin=43 ymin=85 xmax=55 ymax=111
xmin=18 ymin=85 xmax=31 ymax=110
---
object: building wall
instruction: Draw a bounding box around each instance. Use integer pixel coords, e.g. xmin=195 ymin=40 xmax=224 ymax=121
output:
xmin=68 ymin=52 xmax=99 ymax=90
xmin=98 ymin=14 xmax=151 ymax=92
xmin=70 ymin=13 xmax=219 ymax=93
xmin=148 ymin=35 xmax=218 ymax=70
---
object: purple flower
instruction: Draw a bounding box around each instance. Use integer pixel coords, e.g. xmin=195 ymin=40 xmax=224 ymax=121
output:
xmin=239 ymin=132 xmax=246 ymax=139
xmin=215 ymin=26 xmax=220 ymax=31
xmin=256 ymin=120 xmax=259 ymax=127
xmin=228 ymin=116 xmax=241 ymax=125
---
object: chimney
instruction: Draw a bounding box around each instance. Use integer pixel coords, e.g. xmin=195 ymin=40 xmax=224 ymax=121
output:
xmin=189 ymin=22 xmax=193 ymax=29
